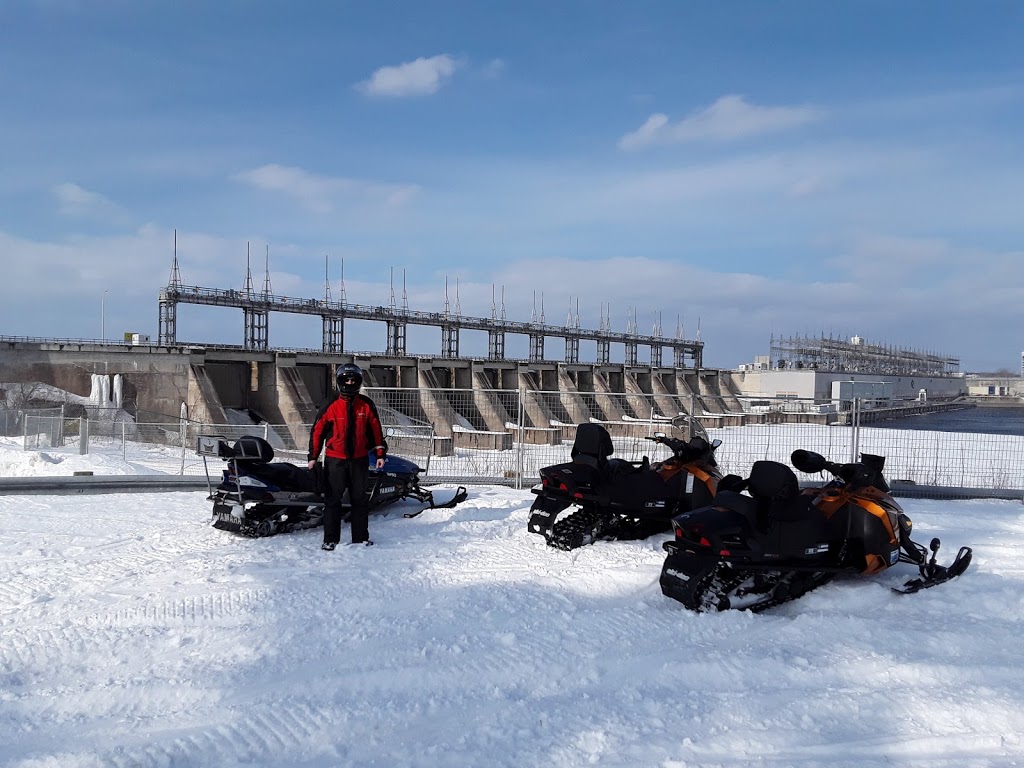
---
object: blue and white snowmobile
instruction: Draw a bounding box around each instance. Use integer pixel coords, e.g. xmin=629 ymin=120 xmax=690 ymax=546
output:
xmin=198 ymin=434 xmax=467 ymax=538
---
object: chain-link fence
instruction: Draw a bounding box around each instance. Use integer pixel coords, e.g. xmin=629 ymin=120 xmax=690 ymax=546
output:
xmin=20 ymin=407 xmax=68 ymax=449
xmin=0 ymin=408 xmax=24 ymax=437
xmin=13 ymin=388 xmax=1024 ymax=499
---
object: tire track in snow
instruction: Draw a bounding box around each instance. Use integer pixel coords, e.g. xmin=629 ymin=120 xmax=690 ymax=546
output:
xmin=89 ymin=697 xmax=338 ymax=768
xmin=0 ymin=587 xmax=273 ymax=689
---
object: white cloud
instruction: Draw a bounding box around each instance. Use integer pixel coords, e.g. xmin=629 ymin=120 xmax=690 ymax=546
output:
xmin=619 ymin=95 xmax=822 ymax=150
xmin=482 ymin=58 xmax=505 ymax=79
xmin=233 ymin=164 xmax=420 ymax=214
xmin=53 ymin=182 xmax=119 ymax=218
xmin=356 ymin=54 xmax=460 ymax=97
xmin=827 ymin=235 xmax=961 ymax=282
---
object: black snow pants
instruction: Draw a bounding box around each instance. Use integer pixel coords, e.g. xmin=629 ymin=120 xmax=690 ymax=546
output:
xmin=323 ymin=457 xmax=371 ymax=544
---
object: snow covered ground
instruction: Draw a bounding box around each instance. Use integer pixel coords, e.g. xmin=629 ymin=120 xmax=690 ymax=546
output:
xmin=1 ymin=441 xmax=1023 ymax=767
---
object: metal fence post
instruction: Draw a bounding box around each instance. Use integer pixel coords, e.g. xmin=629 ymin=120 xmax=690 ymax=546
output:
xmin=515 ymin=387 xmax=525 ymax=490
xmin=850 ymin=397 xmax=861 ymax=463
xmin=122 ymin=421 xmax=127 ymax=462
xmin=180 ymin=417 xmax=188 ymax=475
xmin=79 ymin=416 xmax=89 ymax=455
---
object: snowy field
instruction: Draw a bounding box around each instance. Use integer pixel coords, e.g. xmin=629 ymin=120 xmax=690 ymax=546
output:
xmin=2 ymin=442 xmax=1024 ymax=767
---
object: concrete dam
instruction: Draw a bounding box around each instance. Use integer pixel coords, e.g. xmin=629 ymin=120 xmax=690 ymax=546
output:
xmin=0 ymin=340 xmax=751 ymax=452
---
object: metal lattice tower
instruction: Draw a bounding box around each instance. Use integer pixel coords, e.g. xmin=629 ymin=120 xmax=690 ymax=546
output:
xmin=158 ymin=230 xmax=181 ymax=344
xmin=770 ymin=333 xmax=959 ymax=375
xmin=488 ymin=285 xmax=506 ymax=360
xmin=322 ymin=255 xmax=344 ymax=353
xmin=243 ymin=244 xmax=270 ymax=350
xmin=564 ymin=298 xmax=581 ymax=364
xmin=596 ymin=303 xmax=611 ymax=365
xmin=650 ymin=312 xmax=663 ymax=368
xmin=440 ymin=277 xmax=459 ymax=358
xmin=624 ymin=307 xmax=639 ymax=367
xmin=529 ymin=292 xmax=545 ymax=362
xmin=385 ymin=268 xmax=408 ymax=357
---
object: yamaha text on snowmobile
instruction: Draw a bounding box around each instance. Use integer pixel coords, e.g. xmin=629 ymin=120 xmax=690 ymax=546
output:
xmin=660 ymin=449 xmax=972 ymax=612
xmin=197 ymin=435 xmax=467 ymax=537
xmin=528 ymin=417 xmax=725 ymax=550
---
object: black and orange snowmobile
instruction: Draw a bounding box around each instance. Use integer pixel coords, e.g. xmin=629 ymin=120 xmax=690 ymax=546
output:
xmin=660 ymin=449 xmax=972 ymax=612
xmin=528 ymin=418 xmax=726 ymax=550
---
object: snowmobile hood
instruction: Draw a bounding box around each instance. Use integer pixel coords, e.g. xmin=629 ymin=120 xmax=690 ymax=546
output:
xmin=379 ymin=454 xmax=422 ymax=476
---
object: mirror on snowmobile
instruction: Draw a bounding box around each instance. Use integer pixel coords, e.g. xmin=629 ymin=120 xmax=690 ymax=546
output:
xmin=711 ymin=439 xmax=722 ymax=449
xmin=653 ymin=431 xmax=667 ymax=439
xmin=791 ymin=449 xmax=827 ymax=474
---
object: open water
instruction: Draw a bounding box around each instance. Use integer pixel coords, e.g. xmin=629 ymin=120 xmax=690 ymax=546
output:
xmin=870 ymin=406 xmax=1024 ymax=436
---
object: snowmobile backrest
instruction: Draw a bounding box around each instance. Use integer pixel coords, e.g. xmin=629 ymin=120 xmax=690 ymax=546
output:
xmin=748 ymin=460 xmax=800 ymax=503
xmin=571 ymin=423 xmax=614 ymax=464
xmin=232 ymin=435 xmax=275 ymax=463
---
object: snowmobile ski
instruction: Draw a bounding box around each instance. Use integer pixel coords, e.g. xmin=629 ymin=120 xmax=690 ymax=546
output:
xmin=402 ymin=486 xmax=469 ymax=517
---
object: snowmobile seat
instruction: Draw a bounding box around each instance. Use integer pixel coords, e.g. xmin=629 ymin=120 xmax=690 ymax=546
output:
xmin=571 ymin=423 xmax=614 ymax=467
xmin=748 ymin=460 xmax=814 ymax=523
xmin=246 ymin=461 xmax=318 ymax=494
xmin=572 ymin=453 xmax=602 ymax=471
xmin=748 ymin=460 xmax=799 ymax=502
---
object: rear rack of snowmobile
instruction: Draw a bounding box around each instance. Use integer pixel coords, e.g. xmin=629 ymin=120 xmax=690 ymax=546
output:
xmin=196 ymin=434 xmax=232 ymax=498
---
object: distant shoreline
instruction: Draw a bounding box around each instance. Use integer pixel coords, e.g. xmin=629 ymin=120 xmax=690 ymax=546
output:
xmin=960 ymin=397 xmax=1024 ymax=408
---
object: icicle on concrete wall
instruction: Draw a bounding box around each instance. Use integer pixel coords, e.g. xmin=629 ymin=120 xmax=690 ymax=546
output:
xmin=89 ymin=374 xmax=111 ymax=406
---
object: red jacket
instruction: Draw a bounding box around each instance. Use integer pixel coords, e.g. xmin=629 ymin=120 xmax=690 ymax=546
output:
xmin=308 ymin=394 xmax=387 ymax=462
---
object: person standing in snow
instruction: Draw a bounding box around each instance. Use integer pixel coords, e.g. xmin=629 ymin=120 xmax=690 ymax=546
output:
xmin=307 ymin=363 xmax=387 ymax=550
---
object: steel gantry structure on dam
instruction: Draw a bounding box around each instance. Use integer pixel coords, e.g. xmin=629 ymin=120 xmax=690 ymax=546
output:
xmin=770 ymin=333 xmax=959 ymax=376
xmin=158 ymin=283 xmax=703 ymax=368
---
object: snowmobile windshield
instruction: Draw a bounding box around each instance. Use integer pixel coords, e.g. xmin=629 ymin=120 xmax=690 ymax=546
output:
xmin=663 ymin=417 xmax=712 ymax=448
xmin=669 ymin=414 xmax=710 ymax=444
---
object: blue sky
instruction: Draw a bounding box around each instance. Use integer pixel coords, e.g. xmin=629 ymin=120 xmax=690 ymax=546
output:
xmin=1 ymin=0 xmax=1022 ymax=370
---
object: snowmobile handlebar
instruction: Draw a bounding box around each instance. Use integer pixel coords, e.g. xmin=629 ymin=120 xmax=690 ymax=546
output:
xmin=646 ymin=434 xmax=720 ymax=462
xmin=791 ymin=449 xmax=889 ymax=491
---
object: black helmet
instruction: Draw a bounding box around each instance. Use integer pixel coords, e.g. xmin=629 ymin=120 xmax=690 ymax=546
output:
xmin=336 ymin=363 xmax=363 ymax=396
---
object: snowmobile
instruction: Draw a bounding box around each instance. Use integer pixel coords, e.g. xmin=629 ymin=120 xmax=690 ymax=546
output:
xmin=527 ymin=418 xmax=726 ymax=550
xmin=660 ymin=449 xmax=973 ymax=612
xmin=197 ymin=434 xmax=467 ymax=538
